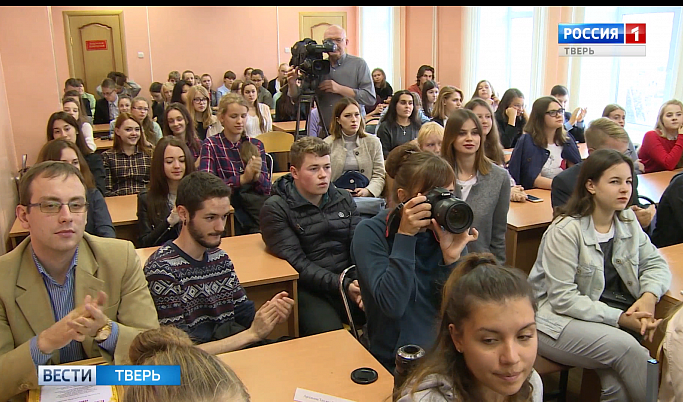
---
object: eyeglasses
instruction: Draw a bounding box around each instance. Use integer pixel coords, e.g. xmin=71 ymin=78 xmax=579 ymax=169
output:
xmin=27 ymin=200 xmax=89 ymax=213
xmin=546 ymin=109 xmax=565 ymax=117
xmin=133 ymin=107 xmax=149 ymax=112
xmin=193 ymin=98 xmax=208 ymax=104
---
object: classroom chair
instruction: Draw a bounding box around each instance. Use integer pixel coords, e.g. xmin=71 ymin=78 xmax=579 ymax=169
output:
xmin=534 ymin=356 xmax=570 ymax=402
xmin=258 ymin=130 xmax=294 ymax=174
xmin=339 ymin=265 xmax=370 ymax=349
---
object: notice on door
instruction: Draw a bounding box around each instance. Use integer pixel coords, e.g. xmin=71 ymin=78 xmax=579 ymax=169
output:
xmin=85 ymin=40 xmax=107 ymax=51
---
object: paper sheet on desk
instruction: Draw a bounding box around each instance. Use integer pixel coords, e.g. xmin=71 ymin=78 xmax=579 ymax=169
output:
xmin=294 ymin=388 xmax=355 ymax=402
xmin=29 ymin=385 xmax=117 ymax=402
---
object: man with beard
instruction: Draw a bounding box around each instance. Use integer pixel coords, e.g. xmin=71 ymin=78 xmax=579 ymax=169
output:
xmin=143 ymin=171 xmax=294 ymax=354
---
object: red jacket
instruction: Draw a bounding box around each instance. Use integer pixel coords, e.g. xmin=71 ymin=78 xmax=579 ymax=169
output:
xmin=638 ymin=130 xmax=683 ymax=173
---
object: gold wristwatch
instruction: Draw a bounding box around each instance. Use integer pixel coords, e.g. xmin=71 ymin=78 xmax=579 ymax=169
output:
xmin=94 ymin=319 xmax=113 ymax=342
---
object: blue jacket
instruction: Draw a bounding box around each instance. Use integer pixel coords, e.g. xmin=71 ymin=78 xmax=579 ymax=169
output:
xmin=507 ymin=133 xmax=581 ymax=190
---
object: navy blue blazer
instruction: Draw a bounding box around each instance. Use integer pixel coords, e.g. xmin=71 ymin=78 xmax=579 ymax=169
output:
xmin=507 ymin=133 xmax=581 ymax=190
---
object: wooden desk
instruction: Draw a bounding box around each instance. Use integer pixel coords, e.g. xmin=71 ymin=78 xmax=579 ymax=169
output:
xmin=506 ymin=189 xmax=554 ymax=273
xmin=93 ymin=124 xmax=110 ymax=135
xmin=136 ymin=234 xmax=299 ymax=338
xmin=272 ymin=120 xmax=306 ymax=134
xmin=219 ymin=330 xmax=393 ymax=402
xmin=504 ymin=142 xmax=589 ymax=163
xmin=637 ymin=168 xmax=681 ymax=203
xmin=93 ymin=137 xmax=113 ymax=151
xmin=7 ymin=195 xmax=234 ymax=250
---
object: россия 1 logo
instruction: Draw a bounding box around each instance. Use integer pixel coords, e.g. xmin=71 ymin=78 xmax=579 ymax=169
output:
xmin=558 ymin=23 xmax=646 ymax=57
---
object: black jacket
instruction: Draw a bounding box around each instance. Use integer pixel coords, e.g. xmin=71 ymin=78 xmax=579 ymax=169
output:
xmin=93 ymin=98 xmax=112 ymax=125
xmin=137 ymin=190 xmax=181 ymax=247
xmin=85 ymin=188 xmax=115 ymax=238
xmin=267 ymin=78 xmax=278 ymax=96
xmin=651 ymin=171 xmax=683 ymax=247
xmin=84 ymin=152 xmax=106 ymax=196
xmin=495 ymin=113 xmax=525 ymax=149
xmin=259 ymin=174 xmax=360 ymax=295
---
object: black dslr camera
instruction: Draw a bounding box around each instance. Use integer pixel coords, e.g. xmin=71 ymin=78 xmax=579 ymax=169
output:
xmin=386 ymin=187 xmax=474 ymax=237
xmin=424 ymin=187 xmax=473 ymax=234
xmin=289 ymin=38 xmax=337 ymax=94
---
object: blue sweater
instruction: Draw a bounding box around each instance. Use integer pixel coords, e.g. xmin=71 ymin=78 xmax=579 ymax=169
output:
xmin=351 ymin=209 xmax=462 ymax=372
xmin=507 ymin=133 xmax=581 ymax=189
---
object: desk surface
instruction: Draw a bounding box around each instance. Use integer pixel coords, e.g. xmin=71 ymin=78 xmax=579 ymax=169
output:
xmin=93 ymin=137 xmax=113 ymax=151
xmin=93 ymin=124 xmax=110 ymax=134
xmin=659 ymin=243 xmax=683 ymax=305
xmin=637 ymin=168 xmax=681 ymax=203
xmin=272 ymin=120 xmax=306 ymax=133
xmin=504 ymin=143 xmax=589 ymax=163
xmin=506 ymin=189 xmax=554 ymax=230
xmin=136 ymin=233 xmax=298 ymax=287
xmin=219 ymin=329 xmax=393 ymax=402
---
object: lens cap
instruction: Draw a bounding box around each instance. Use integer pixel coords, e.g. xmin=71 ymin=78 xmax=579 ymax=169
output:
xmin=351 ymin=367 xmax=378 ymax=384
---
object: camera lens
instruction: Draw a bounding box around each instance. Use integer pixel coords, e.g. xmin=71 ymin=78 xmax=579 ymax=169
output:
xmin=432 ymin=198 xmax=473 ymax=234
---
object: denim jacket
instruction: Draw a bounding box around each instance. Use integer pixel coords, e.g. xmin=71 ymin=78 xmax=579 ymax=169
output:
xmin=528 ymin=208 xmax=671 ymax=339
xmin=507 ymin=133 xmax=582 ymax=190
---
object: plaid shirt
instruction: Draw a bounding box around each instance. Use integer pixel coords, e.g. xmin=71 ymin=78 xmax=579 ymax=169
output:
xmin=199 ymin=133 xmax=271 ymax=194
xmin=101 ymin=147 xmax=152 ymax=196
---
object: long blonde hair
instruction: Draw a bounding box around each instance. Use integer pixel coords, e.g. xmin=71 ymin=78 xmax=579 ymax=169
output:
xmin=123 ymin=327 xmax=250 ymax=402
xmin=186 ymin=85 xmax=217 ymax=128
xmin=432 ymin=86 xmax=463 ymax=121
xmin=655 ymin=99 xmax=683 ymax=137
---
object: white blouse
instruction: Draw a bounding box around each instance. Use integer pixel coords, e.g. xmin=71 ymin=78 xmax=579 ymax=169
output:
xmin=245 ymin=103 xmax=273 ymax=138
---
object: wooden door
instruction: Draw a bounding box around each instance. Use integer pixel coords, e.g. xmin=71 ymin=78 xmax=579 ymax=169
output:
xmin=64 ymin=11 xmax=127 ymax=97
xmin=299 ymin=12 xmax=347 ymax=43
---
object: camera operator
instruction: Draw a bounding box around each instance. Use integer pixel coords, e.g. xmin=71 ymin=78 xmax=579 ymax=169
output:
xmin=287 ymin=25 xmax=376 ymax=137
xmin=350 ymin=142 xmax=478 ymax=372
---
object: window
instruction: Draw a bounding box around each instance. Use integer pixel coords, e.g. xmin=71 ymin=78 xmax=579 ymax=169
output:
xmin=577 ymin=7 xmax=682 ymax=145
xmin=360 ymin=7 xmax=394 ymax=88
xmin=473 ymin=7 xmax=538 ymax=105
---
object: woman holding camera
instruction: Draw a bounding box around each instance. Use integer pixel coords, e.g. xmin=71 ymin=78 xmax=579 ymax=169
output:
xmin=351 ymin=143 xmax=479 ymax=372
xmin=442 ymin=109 xmax=510 ymax=264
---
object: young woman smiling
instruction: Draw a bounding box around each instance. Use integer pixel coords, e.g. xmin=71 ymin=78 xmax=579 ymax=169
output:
xmin=431 ymin=86 xmax=464 ymax=127
xmin=324 ymin=97 xmax=385 ymax=198
xmin=101 ymin=112 xmax=152 ymax=196
xmin=162 ymin=103 xmax=203 ymax=164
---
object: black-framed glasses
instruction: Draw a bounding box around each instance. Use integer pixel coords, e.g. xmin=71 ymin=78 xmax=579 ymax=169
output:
xmin=193 ymin=98 xmax=208 ymax=104
xmin=546 ymin=109 xmax=565 ymax=117
xmin=133 ymin=106 xmax=149 ymax=112
xmin=27 ymin=200 xmax=89 ymax=213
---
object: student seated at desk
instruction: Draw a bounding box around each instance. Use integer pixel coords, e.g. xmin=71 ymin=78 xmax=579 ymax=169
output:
xmin=63 ymin=91 xmax=96 ymax=151
xmin=325 ymin=97 xmax=386 ymax=198
xmin=199 ymin=94 xmax=271 ymax=235
xmin=551 ymin=118 xmax=655 ymax=229
xmin=260 ymin=137 xmax=364 ymax=336
xmin=170 ymin=80 xmax=191 ymax=104
xmin=602 ymin=104 xmax=643 ymax=174
xmin=377 ymin=90 xmax=423 ymax=158
xmin=0 ymin=161 xmax=159 ymax=402
xmin=131 ymin=96 xmax=163 ymax=147
xmin=143 ymin=172 xmax=294 ymax=353
xmin=65 ymin=77 xmax=95 ymax=118
xmin=124 ymin=326 xmax=250 ymax=402
xmin=416 ymin=122 xmax=444 ymax=156
xmin=47 ymin=111 xmax=106 ymax=195
xmin=495 ymin=88 xmax=527 ymax=148
xmin=430 ymin=86 xmax=463 ymax=127
xmin=101 ymin=113 xmax=152 ymax=196
xmin=186 ymin=85 xmax=223 ymax=141
xmin=352 ymin=144 xmax=478 ymax=371
xmin=137 ymin=137 xmax=195 ymax=248
xmin=396 ymin=253 xmax=543 ymax=402
xmin=507 ymin=96 xmax=581 ymax=190
xmin=528 ymin=149 xmax=671 ymax=402
xmin=108 ymin=94 xmax=132 ymax=138
xmin=638 ymin=99 xmax=683 ymax=173
xmin=241 ymin=80 xmax=273 ymax=137
xmin=441 ymin=109 xmax=510 ymax=264
xmin=651 ymin=169 xmax=683 ymax=247
xmin=94 ymin=78 xmax=119 ymax=125
xmin=162 ymin=103 xmax=203 ymax=163
xmin=37 ymin=139 xmax=115 ymax=238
